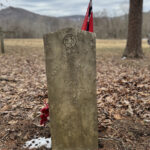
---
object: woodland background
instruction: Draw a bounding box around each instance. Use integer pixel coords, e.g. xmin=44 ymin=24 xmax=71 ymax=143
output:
xmin=0 ymin=6 xmax=150 ymax=39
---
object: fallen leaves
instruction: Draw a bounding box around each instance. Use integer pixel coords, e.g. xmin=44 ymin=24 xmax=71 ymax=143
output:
xmin=97 ymin=47 xmax=150 ymax=149
xmin=0 ymin=40 xmax=49 ymax=149
xmin=0 ymin=39 xmax=150 ymax=149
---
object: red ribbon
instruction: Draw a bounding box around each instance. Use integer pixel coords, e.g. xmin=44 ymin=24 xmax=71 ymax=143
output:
xmin=40 ymin=102 xmax=49 ymax=126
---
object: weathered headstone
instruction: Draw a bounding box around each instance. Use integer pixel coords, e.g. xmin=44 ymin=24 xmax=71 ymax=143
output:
xmin=44 ymin=28 xmax=98 ymax=150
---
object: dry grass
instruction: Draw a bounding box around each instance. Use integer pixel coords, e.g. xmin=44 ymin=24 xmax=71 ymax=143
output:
xmin=4 ymin=38 xmax=150 ymax=53
xmin=96 ymin=39 xmax=149 ymax=49
xmin=4 ymin=39 xmax=43 ymax=47
xmin=3 ymin=38 xmax=150 ymax=72
xmin=96 ymin=39 xmax=150 ymax=68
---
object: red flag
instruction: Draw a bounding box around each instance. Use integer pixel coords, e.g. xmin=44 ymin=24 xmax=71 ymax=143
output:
xmin=81 ymin=0 xmax=93 ymax=32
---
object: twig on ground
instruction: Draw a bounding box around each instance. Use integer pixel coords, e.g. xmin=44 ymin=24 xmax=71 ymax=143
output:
xmin=0 ymin=132 xmax=9 ymax=142
xmin=99 ymin=136 xmax=127 ymax=150
xmin=0 ymin=78 xmax=17 ymax=82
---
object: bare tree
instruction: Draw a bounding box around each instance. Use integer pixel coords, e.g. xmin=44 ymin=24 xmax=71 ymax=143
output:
xmin=0 ymin=27 xmax=4 ymax=53
xmin=123 ymin=0 xmax=144 ymax=58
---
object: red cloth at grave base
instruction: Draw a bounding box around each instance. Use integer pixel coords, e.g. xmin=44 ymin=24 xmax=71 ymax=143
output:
xmin=81 ymin=0 xmax=93 ymax=32
xmin=40 ymin=103 xmax=49 ymax=126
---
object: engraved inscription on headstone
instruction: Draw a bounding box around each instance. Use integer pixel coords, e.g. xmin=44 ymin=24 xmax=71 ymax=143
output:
xmin=44 ymin=28 xmax=98 ymax=150
xmin=63 ymin=34 xmax=77 ymax=55
xmin=63 ymin=34 xmax=77 ymax=49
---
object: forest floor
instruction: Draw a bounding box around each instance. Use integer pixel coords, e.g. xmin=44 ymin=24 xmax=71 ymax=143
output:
xmin=0 ymin=39 xmax=150 ymax=150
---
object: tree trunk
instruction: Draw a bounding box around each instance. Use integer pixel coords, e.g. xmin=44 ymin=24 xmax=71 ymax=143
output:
xmin=123 ymin=0 xmax=143 ymax=58
xmin=1 ymin=34 xmax=5 ymax=54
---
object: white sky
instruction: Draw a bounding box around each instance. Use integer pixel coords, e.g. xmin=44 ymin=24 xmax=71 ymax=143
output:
xmin=0 ymin=0 xmax=150 ymax=17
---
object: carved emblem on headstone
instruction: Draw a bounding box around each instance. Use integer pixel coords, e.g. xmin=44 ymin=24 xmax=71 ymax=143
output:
xmin=63 ymin=34 xmax=76 ymax=49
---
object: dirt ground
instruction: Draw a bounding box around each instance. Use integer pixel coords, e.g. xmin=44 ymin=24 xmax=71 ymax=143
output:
xmin=0 ymin=39 xmax=150 ymax=150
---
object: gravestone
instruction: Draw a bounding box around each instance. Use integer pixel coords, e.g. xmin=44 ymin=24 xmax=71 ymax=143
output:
xmin=44 ymin=28 xmax=98 ymax=150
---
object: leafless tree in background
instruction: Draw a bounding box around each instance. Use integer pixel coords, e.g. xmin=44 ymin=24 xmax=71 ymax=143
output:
xmin=1 ymin=1 xmax=150 ymax=40
xmin=123 ymin=0 xmax=144 ymax=58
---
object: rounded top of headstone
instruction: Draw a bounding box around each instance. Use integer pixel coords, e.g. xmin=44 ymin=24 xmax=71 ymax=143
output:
xmin=43 ymin=28 xmax=96 ymax=39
